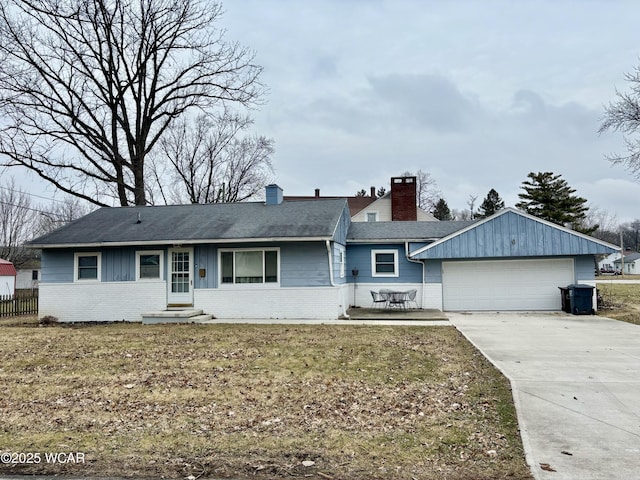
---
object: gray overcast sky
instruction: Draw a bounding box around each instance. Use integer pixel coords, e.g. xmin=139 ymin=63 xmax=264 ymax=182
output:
xmin=7 ymin=0 xmax=640 ymax=223
xmin=220 ymin=0 xmax=640 ymax=222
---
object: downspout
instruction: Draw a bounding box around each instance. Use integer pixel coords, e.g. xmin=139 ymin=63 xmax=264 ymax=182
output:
xmin=406 ymin=242 xmax=426 ymax=308
xmin=326 ymin=240 xmax=349 ymax=318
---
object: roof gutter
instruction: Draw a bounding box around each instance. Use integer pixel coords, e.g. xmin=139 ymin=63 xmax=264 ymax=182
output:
xmin=326 ymin=240 xmax=349 ymax=319
xmin=28 ymin=236 xmax=333 ymax=249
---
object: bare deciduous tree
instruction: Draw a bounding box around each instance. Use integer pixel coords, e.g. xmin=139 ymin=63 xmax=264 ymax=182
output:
xmin=0 ymin=178 xmax=37 ymax=266
xmin=36 ymin=196 xmax=92 ymax=237
xmin=585 ymin=206 xmax=620 ymax=244
xmin=599 ymin=65 xmax=640 ymax=179
xmin=400 ymin=169 xmax=441 ymax=210
xmin=467 ymin=194 xmax=478 ymax=219
xmin=0 ymin=0 xmax=264 ymax=206
xmin=151 ymin=112 xmax=274 ymax=204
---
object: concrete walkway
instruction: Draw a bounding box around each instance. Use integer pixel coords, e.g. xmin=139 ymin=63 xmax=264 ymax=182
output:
xmin=449 ymin=312 xmax=640 ymax=480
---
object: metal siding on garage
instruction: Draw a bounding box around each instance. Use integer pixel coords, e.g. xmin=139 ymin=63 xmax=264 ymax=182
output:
xmin=442 ymin=258 xmax=574 ymax=311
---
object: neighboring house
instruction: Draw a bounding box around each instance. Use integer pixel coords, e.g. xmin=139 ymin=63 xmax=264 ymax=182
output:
xmin=15 ymin=252 xmax=41 ymax=290
xmin=351 ymin=177 xmax=438 ymax=222
xmin=598 ymin=252 xmax=621 ymax=273
xmin=0 ymin=259 xmax=17 ymax=296
xmin=28 ymin=184 xmax=619 ymax=322
xmin=284 ymin=187 xmax=377 ymax=217
xmin=614 ymin=252 xmax=640 ymax=274
xmin=285 ymin=176 xmax=437 ymax=222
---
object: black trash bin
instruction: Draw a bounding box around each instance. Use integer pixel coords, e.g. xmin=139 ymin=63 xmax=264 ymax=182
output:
xmin=567 ymin=284 xmax=595 ymax=315
xmin=558 ymin=286 xmax=571 ymax=313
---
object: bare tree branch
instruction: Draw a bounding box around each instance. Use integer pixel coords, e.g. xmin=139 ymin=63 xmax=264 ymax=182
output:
xmin=150 ymin=110 xmax=274 ymax=204
xmin=599 ymin=65 xmax=640 ymax=179
xmin=0 ymin=0 xmax=264 ymax=206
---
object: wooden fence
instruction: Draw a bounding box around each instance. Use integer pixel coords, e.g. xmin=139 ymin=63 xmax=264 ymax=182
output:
xmin=0 ymin=292 xmax=38 ymax=317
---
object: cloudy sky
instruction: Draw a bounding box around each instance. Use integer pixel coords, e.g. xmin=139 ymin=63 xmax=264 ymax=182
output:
xmin=218 ymin=0 xmax=640 ymax=222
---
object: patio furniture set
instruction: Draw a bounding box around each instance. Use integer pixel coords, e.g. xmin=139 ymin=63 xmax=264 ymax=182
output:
xmin=370 ymin=289 xmax=418 ymax=310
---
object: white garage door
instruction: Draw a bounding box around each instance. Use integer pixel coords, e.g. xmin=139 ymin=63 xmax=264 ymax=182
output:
xmin=443 ymin=258 xmax=574 ymax=311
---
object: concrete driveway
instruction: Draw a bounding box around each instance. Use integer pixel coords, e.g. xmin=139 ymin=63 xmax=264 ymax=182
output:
xmin=449 ymin=312 xmax=640 ymax=480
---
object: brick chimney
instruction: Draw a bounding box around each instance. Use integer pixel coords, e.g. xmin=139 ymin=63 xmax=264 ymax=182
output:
xmin=370 ymin=186 xmax=376 ymax=198
xmin=391 ymin=176 xmax=417 ymax=221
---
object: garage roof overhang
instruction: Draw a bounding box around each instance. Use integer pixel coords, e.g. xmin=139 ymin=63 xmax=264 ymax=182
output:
xmin=410 ymin=208 xmax=620 ymax=260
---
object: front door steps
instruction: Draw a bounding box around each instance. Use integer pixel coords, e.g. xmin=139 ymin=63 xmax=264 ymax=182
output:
xmin=142 ymin=309 xmax=213 ymax=324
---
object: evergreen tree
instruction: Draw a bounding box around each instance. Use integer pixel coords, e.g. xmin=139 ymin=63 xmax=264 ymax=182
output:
xmin=432 ymin=198 xmax=453 ymax=221
xmin=515 ymin=172 xmax=595 ymax=233
xmin=477 ymin=188 xmax=505 ymax=218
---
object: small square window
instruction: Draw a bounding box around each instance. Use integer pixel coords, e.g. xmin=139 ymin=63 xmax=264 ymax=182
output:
xmin=136 ymin=251 xmax=163 ymax=281
xmin=74 ymin=253 xmax=101 ymax=282
xmin=371 ymin=249 xmax=398 ymax=277
xmin=366 ymin=212 xmax=378 ymax=222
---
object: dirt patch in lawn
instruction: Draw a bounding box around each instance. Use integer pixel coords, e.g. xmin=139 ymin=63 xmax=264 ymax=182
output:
xmin=598 ymin=283 xmax=640 ymax=325
xmin=0 ymin=321 xmax=532 ymax=479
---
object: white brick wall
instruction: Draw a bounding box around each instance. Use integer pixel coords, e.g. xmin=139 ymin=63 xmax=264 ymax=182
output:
xmin=194 ymin=285 xmax=349 ymax=320
xmin=40 ymin=282 xmax=166 ymax=322
xmin=40 ymin=282 xmax=353 ymax=322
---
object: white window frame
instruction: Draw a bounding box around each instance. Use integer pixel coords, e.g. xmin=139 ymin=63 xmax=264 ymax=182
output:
xmin=135 ymin=250 xmax=164 ymax=281
xmin=339 ymin=248 xmax=346 ymax=278
xmin=218 ymin=247 xmax=280 ymax=287
xmin=366 ymin=211 xmax=379 ymax=222
xmin=371 ymin=249 xmax=399 ymax=278
xmin=74 ymin=252 xmax=102 ymax=282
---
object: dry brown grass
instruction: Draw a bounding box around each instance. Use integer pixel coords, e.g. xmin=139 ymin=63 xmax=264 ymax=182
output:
xmin=0 ymin=320 xmax=531 ymax=479
xmin=597 ymin=283 xmax=640 ymax=325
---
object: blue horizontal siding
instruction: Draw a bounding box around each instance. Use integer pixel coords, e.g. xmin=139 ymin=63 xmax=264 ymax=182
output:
xmin=41 ymin=250 xmax=74 ymax=283
xmin=194 ymin=241 xmax=333 ymax=288
xmin=346 ymin=243 xmax=422 ymax=284
xmin=103 ymin=247 xmax=135 ymax=281
xmin=416 ymin=211 xmax=618 ymax=259
xmin=42 ymin=247 xmax=166 ymax=283
xmin=575 ymin=255 xmax=596 ymax=280
xmin=281 ymin=242 xmax=331 ymax=287
xmin=333 ymin=203 xmax=351 ymax=245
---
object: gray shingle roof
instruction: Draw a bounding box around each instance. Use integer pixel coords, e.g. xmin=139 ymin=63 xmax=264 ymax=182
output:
xmin=28 ymin=199 xmax=348 ymax=247
xmin=347 ymin=220 xmax=476 ymax=242
xmin=614 ymin=252 xmax=640 ymax=263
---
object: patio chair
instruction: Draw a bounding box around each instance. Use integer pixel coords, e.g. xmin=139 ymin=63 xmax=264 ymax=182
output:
xmin=370 ymin=290 xmax=388 ymax=308
xmin=387 ymin=291 xmax=408 ymax=310
xmin=406 ymin=289 xmax=418 ymax=309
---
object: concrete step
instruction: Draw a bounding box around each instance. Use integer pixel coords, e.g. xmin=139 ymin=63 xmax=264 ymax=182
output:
xmin=142 ymin=309 xmax=208 ymax=324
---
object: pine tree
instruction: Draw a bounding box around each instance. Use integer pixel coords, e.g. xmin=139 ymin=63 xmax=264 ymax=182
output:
xmin=432 ymin=198 xmax=453 ymax=221
xmin=477 ymin=188 xmax=505 ymax=218
xmin=515 ymin=172 xmax=594 ymax=232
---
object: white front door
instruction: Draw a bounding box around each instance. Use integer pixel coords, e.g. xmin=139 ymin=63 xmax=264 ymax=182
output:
xmin=167 ymin=247 xmax=194 ymax=306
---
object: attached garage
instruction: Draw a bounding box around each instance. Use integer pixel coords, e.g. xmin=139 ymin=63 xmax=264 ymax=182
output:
xmin=442 ymin=258 xmax=574 ymax=311
xmin=409 ymin=208 xmax=619 ymax=312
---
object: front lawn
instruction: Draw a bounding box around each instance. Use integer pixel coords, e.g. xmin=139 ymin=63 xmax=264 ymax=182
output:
xmin=0 ymin=320 xmax=531 ymax=479
xmin=597 ymin=282 xmax=640 ymax=325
